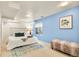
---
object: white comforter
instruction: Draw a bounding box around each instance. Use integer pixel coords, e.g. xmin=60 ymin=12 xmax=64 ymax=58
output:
xmin=7 ymin=36 xmax=38 ymax=50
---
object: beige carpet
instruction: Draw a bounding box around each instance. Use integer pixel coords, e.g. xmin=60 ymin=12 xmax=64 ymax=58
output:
xmin=25 ymin=41 xmax=70 ymax=57
xmin=23 ymin=46 xmax=70 ymax=57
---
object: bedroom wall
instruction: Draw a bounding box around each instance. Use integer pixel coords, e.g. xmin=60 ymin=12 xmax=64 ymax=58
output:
xmin=2 ymin=18 xmax=11 ymax=50
xmin=0 ymin=9 xmax=1 ymax=55
xmin=33 ymin=6 xmax=79 ymax=43
xmin=7 ymin=22 xmax=34 ymax=36
xmin=0 ymin=12 xmax=1 ymax=43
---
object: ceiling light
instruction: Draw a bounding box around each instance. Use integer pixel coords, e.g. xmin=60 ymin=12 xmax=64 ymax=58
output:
xmin=25 ymin=11 xmax=33 ymax=18
xmin=26 ymin=14 xmax=32 ymax=18
xmin=59 ymin=1 xmax=69 ymax=7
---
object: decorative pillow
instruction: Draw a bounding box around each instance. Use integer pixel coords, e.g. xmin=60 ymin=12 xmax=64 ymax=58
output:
xmin=21 ymin=38 xmax=27 ymax=42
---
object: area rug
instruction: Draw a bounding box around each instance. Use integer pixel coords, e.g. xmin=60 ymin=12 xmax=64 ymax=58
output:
xmin=10 ymin=42 xmax=43 ymax=57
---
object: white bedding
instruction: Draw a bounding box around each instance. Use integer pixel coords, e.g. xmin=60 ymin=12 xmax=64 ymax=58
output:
xmin=7 ymin=36 xmax=38 ymax=50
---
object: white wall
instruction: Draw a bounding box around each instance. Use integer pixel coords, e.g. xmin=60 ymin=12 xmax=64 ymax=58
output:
xmin=0 ymin=11 xmax=1 ymax=45
xmin=0 ymin=9 xmax=1 ymax=54
xmin=2 ymin=18 xmax=9 ymax=48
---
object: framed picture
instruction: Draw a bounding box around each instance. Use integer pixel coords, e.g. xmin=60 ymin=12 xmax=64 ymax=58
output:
xmin=35 ymin=23 xmax=43 ymax=34
xmin=59 ymin=15 xmax=73 ymax=29
xmin=35 ymin=27 xmax=43 ymax=34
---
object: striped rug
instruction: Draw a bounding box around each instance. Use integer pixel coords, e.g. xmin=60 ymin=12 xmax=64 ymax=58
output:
xmin=10 ymin=42 xmax=43 ymax=57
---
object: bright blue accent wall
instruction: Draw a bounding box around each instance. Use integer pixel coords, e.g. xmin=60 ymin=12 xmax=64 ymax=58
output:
xmin=33 ymin=6 xmax=79 ymax=43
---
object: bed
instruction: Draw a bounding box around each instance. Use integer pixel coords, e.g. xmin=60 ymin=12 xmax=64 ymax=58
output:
xmin=7 ymin=36 xmax=38 ymax=50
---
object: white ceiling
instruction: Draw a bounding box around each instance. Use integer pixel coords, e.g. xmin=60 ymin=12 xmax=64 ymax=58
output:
xmin=0 ymin=1 xmax=79 ymax=21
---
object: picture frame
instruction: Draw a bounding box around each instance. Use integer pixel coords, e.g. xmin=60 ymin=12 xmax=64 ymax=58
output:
xmin=35 ymin=23 xmax=43 ymax=34
xmin=59 ymin=15 xmax=73 ymax=29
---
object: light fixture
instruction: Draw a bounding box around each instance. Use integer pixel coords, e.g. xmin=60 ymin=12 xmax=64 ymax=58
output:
xmin=59 ymin=1 xmax=69 ymax=7
xmin=25 ymin=11 xmax=33 ymax=18
xmin=26 ymin=14 xmax=32 ymax=18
